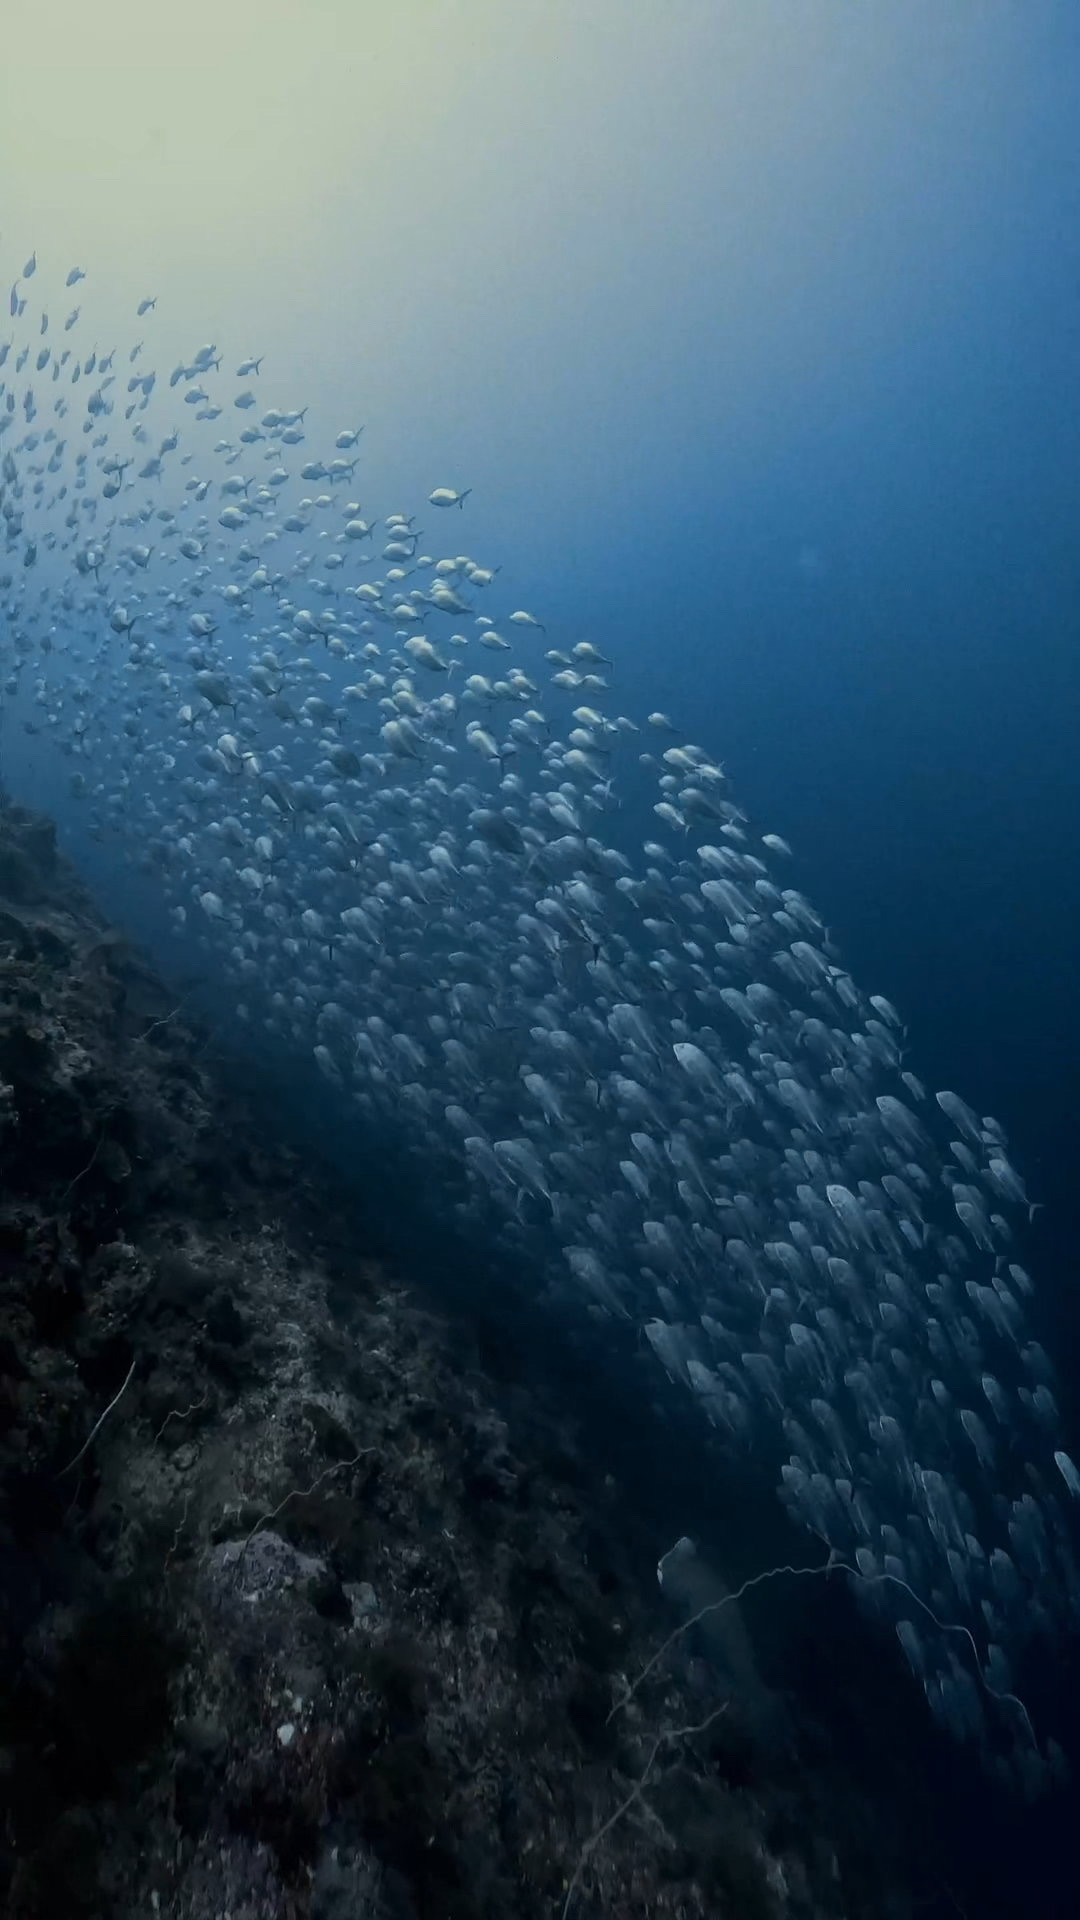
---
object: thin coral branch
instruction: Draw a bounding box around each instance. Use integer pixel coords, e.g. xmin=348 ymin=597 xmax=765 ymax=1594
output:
xmin=152 ymin=1389 xmax=210 ymax=1446
xmin=608 ymin=1556 xmax=831 ymax=1724
xmin=561 ymin=1702 xmax=729 ymax=1920
xmin=230 ymin=1447 xmax=376 ymax=1583
xmin=609 ymin=1547 xmax=1037 ymax=1746
xmin=57 ymin=1355 xmax=137 ymax=1476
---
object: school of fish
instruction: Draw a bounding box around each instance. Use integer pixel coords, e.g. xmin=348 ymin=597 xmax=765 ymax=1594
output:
xmin=1 ymin=248 xmax=1077 ymax=1791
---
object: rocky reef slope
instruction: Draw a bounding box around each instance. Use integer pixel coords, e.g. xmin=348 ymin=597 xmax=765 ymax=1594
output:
xmin=0 ymin=797 xmax=918 ymax=1920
